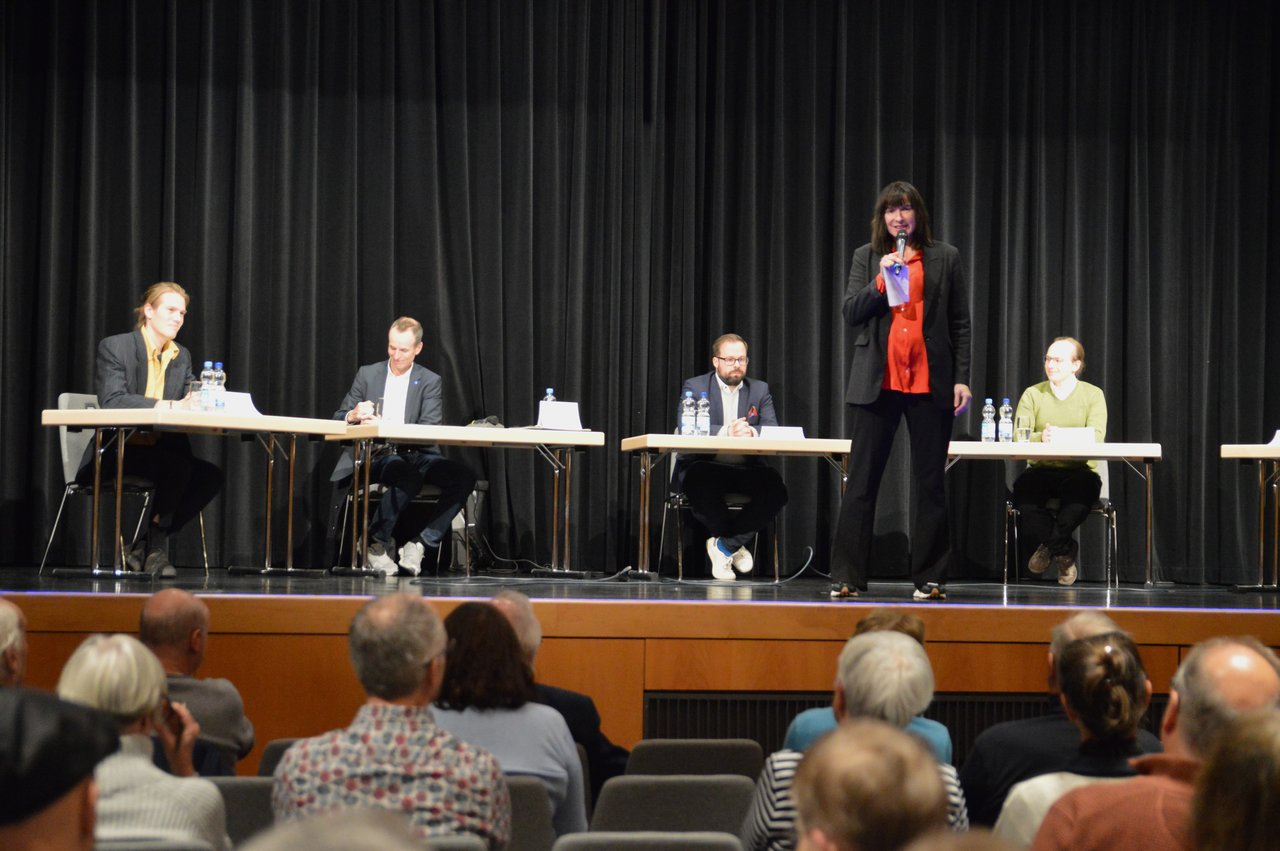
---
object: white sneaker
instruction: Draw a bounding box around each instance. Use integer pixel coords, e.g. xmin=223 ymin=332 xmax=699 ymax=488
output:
xmin=731 ymin=546 xmax=754 ymax=574
xmin=398 ymin=540 xmax=425 ymax=576
xmin=706 ymin=538 xmax=735 ymax=580
xmin=365 ymin=543 xmax=398 ymax=579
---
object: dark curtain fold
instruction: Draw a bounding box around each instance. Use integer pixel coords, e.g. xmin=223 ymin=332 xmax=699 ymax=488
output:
xmin=3 ymin=0 xmax=1277 ymax=583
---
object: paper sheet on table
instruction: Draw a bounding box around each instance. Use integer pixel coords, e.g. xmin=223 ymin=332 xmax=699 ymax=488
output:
xmin=883 ymin=264 xmax=910 ymax=307
xmin=760 ymin=426 xmax=806 ymax=440
xmin=1270 ymin=430 xmax=1280 ymax=446
xmin=1048 ymin=427 xmax=1096 ymax=446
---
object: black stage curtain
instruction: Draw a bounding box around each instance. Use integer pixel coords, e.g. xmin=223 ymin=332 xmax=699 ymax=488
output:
xmin=3 ymin=0 xmax=1277 ymax=584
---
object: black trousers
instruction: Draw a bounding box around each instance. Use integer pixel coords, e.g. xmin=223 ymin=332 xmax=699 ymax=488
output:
xmin=830 ymin=391 xmax=953 ymax=590
xmin=368 ymin=450 xmax=476 ymax=548
xmin=1010 ymin=465 xmax=1102 ymax=566
xmin=681 ymin=460 xmax=788 ymax=551
xmin=76 ymin=433 xmax=224 ymax=546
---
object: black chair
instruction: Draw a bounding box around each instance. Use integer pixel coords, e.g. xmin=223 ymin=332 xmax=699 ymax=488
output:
xmin=553 ymin=833 xmax=743 ymax=850
xmin=589 ymin=775 xmax=756 ymax=835
xmin=505 ymin=775 xmax=557 ymax=851
xmin=209 ymin=776 xmax=274 ymax=847
xmin=1004 ymin=461 xmax=1118 ymax=587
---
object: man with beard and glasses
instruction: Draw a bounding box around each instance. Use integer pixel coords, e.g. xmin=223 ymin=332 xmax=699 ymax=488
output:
xmin=674 ymin=333 xmax=788 ymax=580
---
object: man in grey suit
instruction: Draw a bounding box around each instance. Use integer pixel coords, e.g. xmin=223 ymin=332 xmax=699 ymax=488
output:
xmin=331 ymin=317 xmax=475 ymax=578
xmin=675 ymin=333 xmax=788 ymax=580
xmin=76 ymin=282 xmax=224 ymax=576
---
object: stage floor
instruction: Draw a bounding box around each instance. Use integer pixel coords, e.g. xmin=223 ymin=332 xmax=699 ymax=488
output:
xmin=2 ymin=564 xmax=1277 ymax=611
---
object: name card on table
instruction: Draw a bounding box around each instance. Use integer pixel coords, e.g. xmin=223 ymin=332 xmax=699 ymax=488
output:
xmin=536 ymin=400 xmax=584 ymax=431
xmin=760 ymin=426 xmax=806 ymax=440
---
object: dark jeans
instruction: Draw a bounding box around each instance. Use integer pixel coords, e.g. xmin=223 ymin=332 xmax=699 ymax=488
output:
xmin=367 ymin=450 xmax=476 ymax=548
xmin=680 ymin=460 xmax=788 ymax=551
xmin=76 ymin=433 xmax=224 ymax=548
xmin=830 ymin=391 xmax=953 ymax=591
xmin=1011 ymin=465 xmax=1102 ymax=567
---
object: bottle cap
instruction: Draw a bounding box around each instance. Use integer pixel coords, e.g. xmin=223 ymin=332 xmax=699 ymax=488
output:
xmin=204 ymin=361 xmax=213 ymax=368
xmin=984 ymin=397 xmax=993 ymax=404
xmin=700 ymin=391 xmax=708 ymax=398
xmin=215 ymin=362 xmax=224 ymax=369
xmin=545 ymin=387 xmax=553 ymax=394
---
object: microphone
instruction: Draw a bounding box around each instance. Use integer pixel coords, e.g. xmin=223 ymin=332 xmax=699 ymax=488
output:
xmin=893 ymin=230 xmax=908 ymax=274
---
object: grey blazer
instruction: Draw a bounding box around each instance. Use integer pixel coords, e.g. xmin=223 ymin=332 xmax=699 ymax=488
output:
xmin=329 ymin=361 xmax=443 ymax=482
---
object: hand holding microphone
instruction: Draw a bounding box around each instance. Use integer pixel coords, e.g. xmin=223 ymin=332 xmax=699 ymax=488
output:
xmin=893 ymin=229 xmax=908 ymax=274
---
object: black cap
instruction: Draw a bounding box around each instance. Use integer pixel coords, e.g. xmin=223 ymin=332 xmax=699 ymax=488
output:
xmin=0 ymin=687 xmax=119 ymax=825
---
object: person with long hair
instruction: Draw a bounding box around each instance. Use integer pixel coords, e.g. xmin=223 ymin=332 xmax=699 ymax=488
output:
xmin=77 ymin=283 xmax=224 ymax=576
xmin=433 ymin=602 xmax=587 ymax=837
xmin=830 ymin=181 xmax=972 ymax=600
xmin=994 ymin=631 xmax=1151 ymax=847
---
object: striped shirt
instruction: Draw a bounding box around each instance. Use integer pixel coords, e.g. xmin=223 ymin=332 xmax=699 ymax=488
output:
xmin=743 ymin=748 xmax=969 ymax=851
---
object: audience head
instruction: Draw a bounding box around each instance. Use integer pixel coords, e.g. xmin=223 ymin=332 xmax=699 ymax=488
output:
xmin=1047 ymin=609 xmax=1122 ymax=693
xmin=793 ymin=719 xmax=946 ymax=851
xmin=0 ymin=599 xmax=27 ymax=686
xmin=1167 ymin=636 xmax=1280 ymax=759
xmin=835 ymin=630 xmax=935 ymax=728
xmin=240 ymin=808 xmax=423 ymax=851
xmin=1191 ymin=709 xmax=1280 ymax=851
xmin=56 ymin=634 xmax=167 ymax=729
xmin=436 ymin=601 xmax=535 ymax=711
xmin=0 ymin=688 xmax=117 ymax=851
xmin=348 ymin=594 xmax=446 ymax=704
xmin=1056 ymin=631 xmax=1151 ymax=747
xmin=853 ymin=608 xmax=926 ymax=645
xmin=901 ymin=829 xmax=1017 ymax=851
xmin=139 ymin=589 xmax=210 ymax=675
xmin=490 ymin=590 xmax=542 ymax=667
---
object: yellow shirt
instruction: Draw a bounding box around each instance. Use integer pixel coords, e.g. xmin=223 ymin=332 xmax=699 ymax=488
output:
xmin=141 ymin=329 xmax=179 ymax=399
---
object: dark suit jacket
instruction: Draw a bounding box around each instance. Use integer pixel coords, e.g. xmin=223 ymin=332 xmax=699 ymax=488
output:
xmin=843 ymin=241 xmax=972 ymax=410
xmin=330 ymin=361 xmax=444 ymax=482
xmin=78 ymin=330 xmax=197 ymax=475
xmin=534 ymin=682 xmax=630 ymax=801
xmin=672 ymin=372 xmax=779 ymax=490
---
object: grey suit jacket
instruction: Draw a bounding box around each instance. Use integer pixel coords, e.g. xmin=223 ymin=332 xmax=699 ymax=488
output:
xmin=329 ymin=361 xmax=444 ymax=482
xmin=842 ymin=241 xmax=972 ymax=410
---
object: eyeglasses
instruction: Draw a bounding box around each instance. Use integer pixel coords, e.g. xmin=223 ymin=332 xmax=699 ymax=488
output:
xmin=715 ymin=356 xmax=748 ymax=366
xmin=1043 ymin=356 xmax=1073 ymax=365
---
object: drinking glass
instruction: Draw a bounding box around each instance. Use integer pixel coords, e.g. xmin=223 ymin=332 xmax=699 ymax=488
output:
xmin=1014 ymin=415 xmax=1033 ymax=443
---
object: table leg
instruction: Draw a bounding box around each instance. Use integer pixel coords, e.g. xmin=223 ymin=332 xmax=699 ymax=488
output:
xmin=1271 ymin=461 xmax=1278 ymax=586
xmin=551 ymin=450 xmax=562 ymax=568
xmin=91 ymin=429 xmax=103 ymax=571
xmin=562 ymin=450 xmax=574 ymax=572
xmin=1144 ymin=461 xmax=1154 ymax=587
xmin=636 ymin=451 xmax=654 ymax=576
xmin=114 ymin=427 xmax=126 ymax=571
xmin=263 ymin=434 xmax=275 ymax=569
xmin=286 ymin=435 xmax=296 ymax=570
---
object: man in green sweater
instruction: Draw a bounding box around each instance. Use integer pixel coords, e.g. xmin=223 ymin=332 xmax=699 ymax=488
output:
xmin=1011 ymin=337 xmax=1107 ymax=585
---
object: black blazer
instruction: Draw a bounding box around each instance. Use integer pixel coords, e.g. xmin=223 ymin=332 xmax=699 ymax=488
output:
xmin=329 ymin=361 xmax=444 ymax=482
xmin=671 ymin=372 xmax=779 ymax=490
xmin=77 ymin=330 xmax=197 ymax=475
xmin=842 ymin=241 xmax=972 ymax=410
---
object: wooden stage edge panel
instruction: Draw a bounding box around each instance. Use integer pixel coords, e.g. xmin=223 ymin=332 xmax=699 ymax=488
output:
xmin=11 ymin=592 xmax=1280 ymax=775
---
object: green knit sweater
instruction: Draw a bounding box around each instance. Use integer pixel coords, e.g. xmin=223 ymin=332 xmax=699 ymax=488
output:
xmin=1014 ymin=379 xmax=1107 ymax=470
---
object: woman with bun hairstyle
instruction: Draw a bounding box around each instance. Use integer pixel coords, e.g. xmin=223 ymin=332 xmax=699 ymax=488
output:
xmin=993 ymin=631 xmax=1152 ymax=847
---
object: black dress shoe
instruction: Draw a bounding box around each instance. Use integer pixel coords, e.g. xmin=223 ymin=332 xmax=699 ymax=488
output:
xmin=123 ymin=541 xmax=147 ymax=573
xmin=144 ymin=549 xmax=177 ymax=578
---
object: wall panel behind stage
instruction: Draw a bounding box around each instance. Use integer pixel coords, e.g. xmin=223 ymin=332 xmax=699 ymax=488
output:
xmin=3 ymin=0 xmax=1277 ymax=583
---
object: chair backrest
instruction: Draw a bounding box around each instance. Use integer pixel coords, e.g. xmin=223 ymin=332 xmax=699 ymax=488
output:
xmin=552 ymin=832 xmax=744 ymax=850
xmin=506 ymin=775 xmax=557 ymax=851
xmin=256 ymin=737 xmax=300 ymax=776
xmin=576 ymin=742 xmax=593 ymax=820
xmin=590 ymin=775 xmax=756 ymax=835
xmin=625 ymin=739 xmax=764 ymax=780
xmin=96 ymin=842 xmax=214 ymax=851
xmin=209 ymin=776 xmax=274 ymax=847
xmin=58 ymin=392 xmax=100 ymax=485
xmin=426 ymin=834 xmax=490 ymax=851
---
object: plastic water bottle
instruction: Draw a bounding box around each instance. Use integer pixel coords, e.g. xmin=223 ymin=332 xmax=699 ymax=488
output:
xmin=679 ymin=390 xmax=697 ymax=436
xmin=542 ymin=388 xmax=556 ymax=402
xmin=199 ymin=361 xmax=214 ymax=411
xmin=998 ymin=397 xmax=1014 ymax=443
xmin=212 ymin=362 xmax=227 ymax=410
xmin=980 ymin=398 xmax=996 ymax=442
xmin=695 ymin=392 xmax=712 ymax=436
